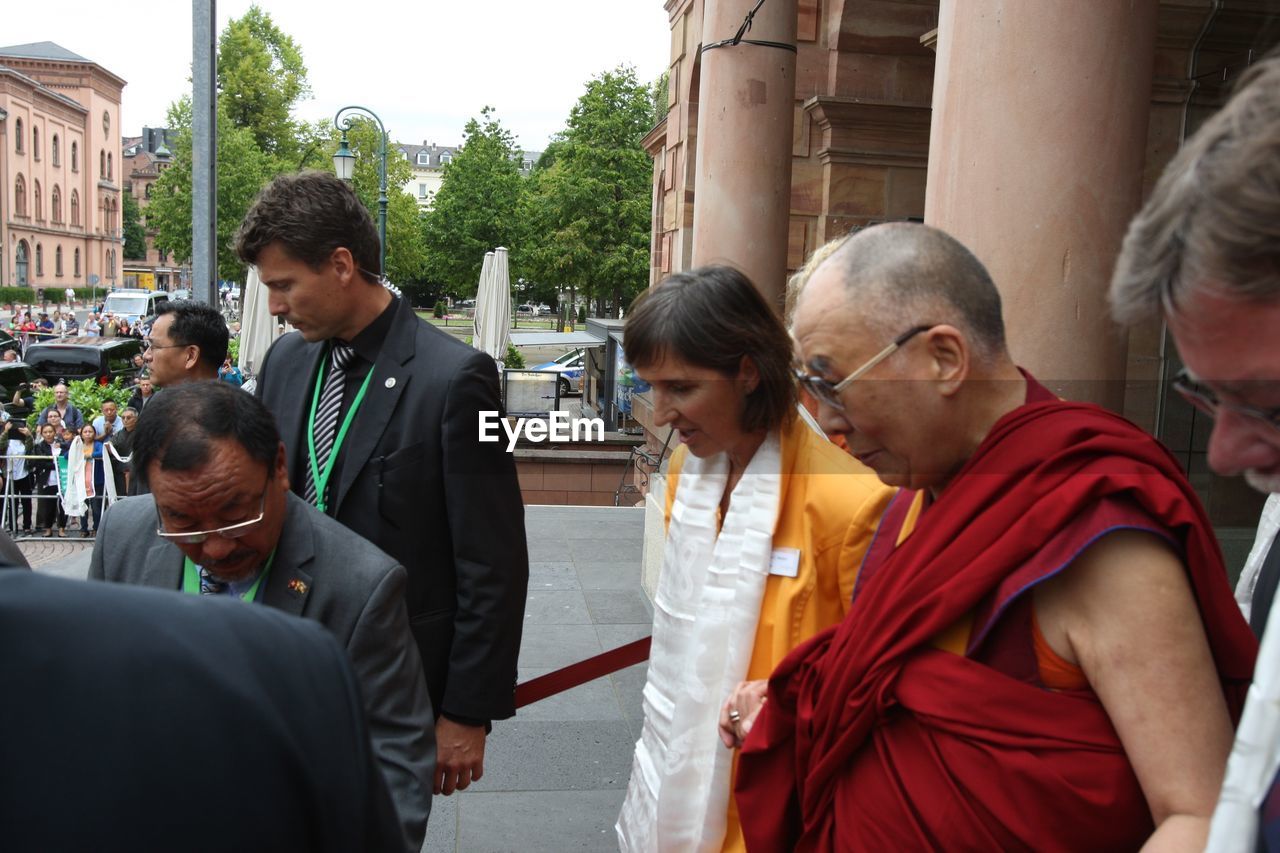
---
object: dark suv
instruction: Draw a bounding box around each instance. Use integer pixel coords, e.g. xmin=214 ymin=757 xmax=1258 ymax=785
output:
xmin=22 ymin=337 xmax=145 ymax=387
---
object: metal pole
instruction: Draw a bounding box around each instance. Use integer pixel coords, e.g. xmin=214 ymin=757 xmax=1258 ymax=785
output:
xmin=334 ymin=106 xmax=388 ymax=279
xmin=192 ymin=0 xmax=218 ymax=305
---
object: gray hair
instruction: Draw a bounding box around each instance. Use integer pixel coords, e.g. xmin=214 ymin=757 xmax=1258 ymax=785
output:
xmin=1111 ymin=54 xmax=1280 ymax=324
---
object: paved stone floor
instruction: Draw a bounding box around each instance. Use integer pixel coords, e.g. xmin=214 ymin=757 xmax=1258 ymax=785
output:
xmin=21 ymin=503 xmax=649 ymax=853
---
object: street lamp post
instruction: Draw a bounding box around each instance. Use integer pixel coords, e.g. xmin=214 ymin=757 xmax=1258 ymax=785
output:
xmin=333 ymin=105 xmax=388 ymax=280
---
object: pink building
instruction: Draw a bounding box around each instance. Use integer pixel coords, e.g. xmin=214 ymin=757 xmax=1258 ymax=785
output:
xmin=0 ymin=41 xmax=125 ymax=293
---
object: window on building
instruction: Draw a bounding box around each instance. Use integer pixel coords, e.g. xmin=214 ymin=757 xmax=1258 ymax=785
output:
xmin=71 ymin=140 xmax=78 ymax=172
xmin=74 ymin=248 xmax=81 ymax=277
xmin=440 ymin=154 xmax=452 ymax=165
xmin=33 ymin=126 xmax=41 ymax=160
xmin=145 ymin=183 xmax=152 ymax=199
xmin=36 ymin=244 xmax=43 ymax=276
xmin=417 ymin=151 xmax=429 ymax=166
xmin=52 ymin=134 xmax=60 ymax=166
xmin=70 ymin=189 xmax=80 ymax=226
xmin=108 ymin=152 xmax=113 ymax=181
xmin=15 ymin=174 xmax=26 ymax=217
xmin=55 ymin=246 xmax=63 ymax=277
xmin=33 ymin=180 xmax=42 ymax=221
xmin=523 ymin=160 xmax=533 ymax=171
xmin=14 ymin=118 xmax=23 ymax=153
xmin=419 ymin=183 xmax=428 ymax=197
xmin=52 ymin=185 xmax=61 ymax=223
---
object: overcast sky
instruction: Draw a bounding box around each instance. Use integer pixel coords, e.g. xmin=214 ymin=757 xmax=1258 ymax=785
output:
xmin=5 ymin=1 xmax=671 ymax=151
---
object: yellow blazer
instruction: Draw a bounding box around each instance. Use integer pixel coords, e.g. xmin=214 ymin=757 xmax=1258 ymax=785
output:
xmin=664 ymin=415 xmax=895 ymax=680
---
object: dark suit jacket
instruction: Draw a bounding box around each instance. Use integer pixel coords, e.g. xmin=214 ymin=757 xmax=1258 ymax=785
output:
xmin=0 ymin=570 xmax=404 ymax=853
xmin=256 ymin=297 xmax=529 ymax=722
xmin=89 ymin=492 xmax=435 ymax=850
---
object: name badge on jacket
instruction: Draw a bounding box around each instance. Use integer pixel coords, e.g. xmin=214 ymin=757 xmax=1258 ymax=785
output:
xmin=769 ymin=548 xmax=801 ymax=578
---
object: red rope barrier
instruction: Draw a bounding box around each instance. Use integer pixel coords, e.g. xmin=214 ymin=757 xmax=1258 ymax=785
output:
xmin=515 ymin=636 xmax=652 ymax=708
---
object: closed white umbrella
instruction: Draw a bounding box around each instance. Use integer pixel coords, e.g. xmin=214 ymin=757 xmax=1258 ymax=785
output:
xmin=472 ymin=249 xmax=510 ymax=365
xmin=238 ymin=266 xmax=289 ymax=377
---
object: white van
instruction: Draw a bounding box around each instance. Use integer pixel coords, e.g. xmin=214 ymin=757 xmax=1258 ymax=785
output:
xmin=101 ymin=289 xmax=169 ymax=329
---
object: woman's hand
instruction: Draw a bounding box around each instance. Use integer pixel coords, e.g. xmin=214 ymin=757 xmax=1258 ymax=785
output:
xmin=718 ymin=680 xmax=769 ymax=749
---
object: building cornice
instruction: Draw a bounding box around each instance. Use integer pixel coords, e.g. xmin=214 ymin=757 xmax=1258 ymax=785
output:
xmin=803 ymin=96 xmax=932 ymax=162
xmin=641 ymin=116 xmax=669 ymax=157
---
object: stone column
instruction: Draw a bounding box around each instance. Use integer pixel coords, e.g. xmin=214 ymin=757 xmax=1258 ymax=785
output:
xmin=924 ymin=0 xmax=1158 ymax=409
xmin=691 ymin=0 xmax=797 ymax=306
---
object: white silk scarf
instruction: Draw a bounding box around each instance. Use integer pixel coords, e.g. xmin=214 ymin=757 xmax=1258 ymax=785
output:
xmin=617 ymin=430 xmax=782 ymax=852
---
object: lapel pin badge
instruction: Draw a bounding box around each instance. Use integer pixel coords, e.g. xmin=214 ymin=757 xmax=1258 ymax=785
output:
xmin=385 ymin=377 xmax=396 ymax=389
xmin=288 ymin=579 xmax=309 ymax=596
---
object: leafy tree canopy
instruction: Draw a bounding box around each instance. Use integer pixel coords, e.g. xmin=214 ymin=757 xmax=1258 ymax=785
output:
xmin=148 ymin=98 xmax=276 ymax=282
xmin=122 ymin=193 xmax=148 ymax=261
xmin=522 ymin=66 xmax=654 ymax=316
xmin=217 ymin=4 xmax=311 ymax=162
xmin=422 ymin=106 xmax=525 ymax=295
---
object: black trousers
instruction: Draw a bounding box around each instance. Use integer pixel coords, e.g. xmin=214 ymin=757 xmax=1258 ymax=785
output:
xmin=36 ymin=482 xmax=66 ymax=531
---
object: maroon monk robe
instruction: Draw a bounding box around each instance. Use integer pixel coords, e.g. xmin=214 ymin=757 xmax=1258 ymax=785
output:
xmin=735 ymin=377 xmax=1256 ymax=851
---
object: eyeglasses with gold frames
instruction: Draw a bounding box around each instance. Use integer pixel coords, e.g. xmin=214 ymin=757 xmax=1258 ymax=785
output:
xmin=793 ymin=325 xmax=935 ymax=412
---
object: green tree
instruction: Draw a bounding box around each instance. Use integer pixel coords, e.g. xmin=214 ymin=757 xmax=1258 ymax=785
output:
xmin=146 ymin=6 xmax=315 ymax=283
xmin=335 ymin=118 xmax=427 ymax=286
xmin=523 ymin=67 xmax=653 ymax=317
xmin=217 ymin=4 xmax=311 ymax=162
xmin=148 ymin=99 xmax=276 ymax=282
xmin=422 ymin=107 xmax=525 ymax=294
xmin=122 ymin=193 xmax=148 ymax=260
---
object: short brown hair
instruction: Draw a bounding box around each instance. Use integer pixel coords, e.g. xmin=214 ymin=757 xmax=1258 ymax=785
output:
xmin=235 ymin=170 xmax=382 ymax=282
xmin=624 ymin=266 xmax=796 ymax=433
xmin=1111 ymin=53 xmax=1280 ymax=323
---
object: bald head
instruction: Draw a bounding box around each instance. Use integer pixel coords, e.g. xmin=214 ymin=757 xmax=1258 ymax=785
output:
xmin=811 ymin=223 xmax=1008 ymax=361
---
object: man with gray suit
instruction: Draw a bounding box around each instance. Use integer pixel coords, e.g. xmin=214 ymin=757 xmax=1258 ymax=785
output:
xmin=88 ymin=381 xmax=435 ymax=850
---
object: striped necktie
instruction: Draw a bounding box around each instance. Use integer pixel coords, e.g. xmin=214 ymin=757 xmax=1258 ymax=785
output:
xmin=199 ymin=566 xmax=229 ymax=595
xmin=305 ymin=342 xmax=356 ymax=507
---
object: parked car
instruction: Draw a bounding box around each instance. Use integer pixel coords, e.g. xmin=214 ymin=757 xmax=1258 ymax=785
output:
xmin=0 ymin=362 xmax=42 ymax=415
xmin=532 ymin=347 xmax=586 ymax=396
xmin=517 ymin=303 xmax=536 ymax=315
xmin=23 ymin=337 xmax=146 ymax=387
xmin=169 ymin=288 xmax=193 ymax=301
xmin=101 ymin=288 xmax=170 ymax=330
xmin=0 ymin=329 xmax=21 ymax=359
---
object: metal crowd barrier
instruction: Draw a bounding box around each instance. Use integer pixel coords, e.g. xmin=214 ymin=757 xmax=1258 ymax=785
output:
xmin=1 ymin=451 xmax=126 ymax=541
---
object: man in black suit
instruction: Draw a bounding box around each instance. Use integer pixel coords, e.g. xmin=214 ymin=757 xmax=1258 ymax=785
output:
xmin=0 ymin=569 xmax=405 ymax=852
xmin=237 ymin=170 xmax=529 ymax=796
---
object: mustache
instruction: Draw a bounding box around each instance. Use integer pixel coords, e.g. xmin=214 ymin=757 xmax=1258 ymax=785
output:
xmin=201 ymin=550 xmax=261 ymax=577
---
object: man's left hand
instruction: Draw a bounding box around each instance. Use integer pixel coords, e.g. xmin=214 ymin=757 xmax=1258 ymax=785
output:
xmin=434 ymin=717 xmax=486 ymax=796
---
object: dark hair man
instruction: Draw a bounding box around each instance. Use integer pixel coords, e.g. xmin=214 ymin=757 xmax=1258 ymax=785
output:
xmin=1110 ymin=54 xmax=1280 ymax=848
xmin=89 ymin=381 xmax=435 ymax=848
xmin=236 ymin=171 xmax=528 ymax=798
xmin=0 ymin=570 xmax=406 ymax=851
xmin=127 ymin=373 xmax=155 ymax=413
xmin=726 ymin=223 xmax=1255 ymax=850
xmin=143 ymin=300 xmax=228 ymax=387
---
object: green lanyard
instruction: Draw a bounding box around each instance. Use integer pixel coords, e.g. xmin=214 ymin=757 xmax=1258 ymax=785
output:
xmin=182 ymin=549 xmax=277 ymax=602
xmin=307 ymin=343 xmax=375 ymax=513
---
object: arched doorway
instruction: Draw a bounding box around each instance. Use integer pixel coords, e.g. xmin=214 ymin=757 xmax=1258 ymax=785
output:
xmin=16 ymin=240 xmax=30 ymax=287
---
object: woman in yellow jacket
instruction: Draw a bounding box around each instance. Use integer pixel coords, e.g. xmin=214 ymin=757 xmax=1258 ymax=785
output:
xmin=615 ymin=266 xmax=893 ymax=853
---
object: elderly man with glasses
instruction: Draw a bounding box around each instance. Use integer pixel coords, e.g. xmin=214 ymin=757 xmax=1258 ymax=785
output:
xmin=88 ymin=380 xmax=435 ymax=851
xmin=724 ymin=222 xmax=1254 ymax=851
